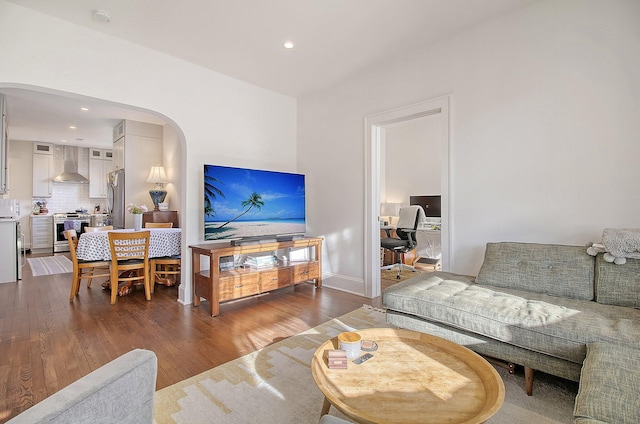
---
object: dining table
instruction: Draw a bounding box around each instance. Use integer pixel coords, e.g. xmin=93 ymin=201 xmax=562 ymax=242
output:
xmin=76 ymin=228 xmax=182 ymax=295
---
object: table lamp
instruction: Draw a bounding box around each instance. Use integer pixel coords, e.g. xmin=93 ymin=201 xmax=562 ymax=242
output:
xmin=146 ymin=166 xmax=169 ymax=211
xmin=380 ymin=202 xmax=400 ymax=226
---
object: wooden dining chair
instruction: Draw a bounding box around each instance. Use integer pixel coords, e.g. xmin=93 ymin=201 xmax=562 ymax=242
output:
xmin=144 ymin=222 xmax=173 ymax=228
xmin=65 ymin=229 xmax=111 ymax=301
xmin=84 ymin=225 xmax=114 ymax=232
xmin=107 ymin=230 xmax=151 ymax=304
xmin=145 ymin=222 xmax=180 ymax=292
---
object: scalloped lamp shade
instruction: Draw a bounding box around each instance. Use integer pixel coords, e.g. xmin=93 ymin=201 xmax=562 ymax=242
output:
xmin=146 ymin=166 xmax=169 ymax=211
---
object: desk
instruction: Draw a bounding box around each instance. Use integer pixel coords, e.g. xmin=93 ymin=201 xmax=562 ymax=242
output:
xmin=76 ymin=228 xmax=181 ymax=261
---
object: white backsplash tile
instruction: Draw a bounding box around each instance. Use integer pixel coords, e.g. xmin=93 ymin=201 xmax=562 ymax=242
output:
xmin=34 ymin=146 xmax=103 ymax=214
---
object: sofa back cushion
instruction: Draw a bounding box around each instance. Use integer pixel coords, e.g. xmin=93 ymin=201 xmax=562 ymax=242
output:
xmin=595 ymin=254 xmax=640 ymax=308
xmin=476 ymin=242 xmax=595 ymax=300
xmin=6 ymin=349 xmax=157 ymax=424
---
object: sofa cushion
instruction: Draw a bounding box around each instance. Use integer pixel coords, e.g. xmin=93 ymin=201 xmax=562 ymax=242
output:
xmin=383 ymin=272 xmax=640 ymax=364
xmin=574 ymin=342 xmax=640 ymax=424
xmin=595 ymin=254 xmax=640 ymax=308
xmin=476 ymin=243 xmax=595 ymax=301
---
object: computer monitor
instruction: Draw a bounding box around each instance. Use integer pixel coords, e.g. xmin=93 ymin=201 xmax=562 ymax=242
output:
xmin=410 ymin=195 xmax=441 ymax=217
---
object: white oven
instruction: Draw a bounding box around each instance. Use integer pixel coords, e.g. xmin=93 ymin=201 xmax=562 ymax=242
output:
xmin=53 ymin=213 xmax=91 ymax=252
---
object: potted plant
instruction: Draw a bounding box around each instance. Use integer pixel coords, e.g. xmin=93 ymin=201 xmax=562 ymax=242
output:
xmin=127 ymin=203 xmax=148 ymax=230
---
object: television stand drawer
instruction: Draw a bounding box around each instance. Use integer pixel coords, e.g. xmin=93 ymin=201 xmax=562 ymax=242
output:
xmin=260 ymin=268 xmax=293 ymax=291
xmin=219 ymin=274 xmax=260 ymax=302
xmin=292 ymin=262 xmax=319 ymax=283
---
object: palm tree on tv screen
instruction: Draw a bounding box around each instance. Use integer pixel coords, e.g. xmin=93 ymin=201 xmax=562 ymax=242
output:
xmin=215 ymin=192 xmax=264 ymax=228
xmin=204 ymin=175 xmax=224 ymax=217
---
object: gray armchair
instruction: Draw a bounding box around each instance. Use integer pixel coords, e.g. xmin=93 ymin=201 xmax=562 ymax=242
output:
xmin=7 ymin=349 xmax=157 ymax=424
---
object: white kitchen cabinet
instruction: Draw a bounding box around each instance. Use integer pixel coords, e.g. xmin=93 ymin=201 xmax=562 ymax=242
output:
xmin=31 ymin=215 xmax=53 ymax=252
xmin=89 ymin=148 xmax=113 ymax=160
xmin=114 ymin=120 xmax=163 ymax=141
xmin=32 ymin=146 xmax=54 ymax=197
xmin=113 ymin=138 xmax=124 ymax=170
xmin=33 ymin=142 xmax=54 ymax=155
xmin=89 ymin=149 xmax=112 ymax=198
xmin=89 ymin=158 xmax=109 ymax=198
xmin=112 ymin=120 xmax=163 ymax=228
xmin=112 ymin=120 xmax=161 ymax=172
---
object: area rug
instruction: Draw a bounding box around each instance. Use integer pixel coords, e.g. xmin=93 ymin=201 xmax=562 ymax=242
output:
xmin=153 ymin=306 xmax=577 ymax=424
xmin=380 ymin=268 xmax=421 ymax=282
xmin=26 ymin=256 xmax=73 ymax=276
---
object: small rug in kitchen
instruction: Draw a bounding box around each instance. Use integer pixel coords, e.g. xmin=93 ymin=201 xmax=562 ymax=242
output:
xmin=27 ymin=256 xmax=73 ymax=276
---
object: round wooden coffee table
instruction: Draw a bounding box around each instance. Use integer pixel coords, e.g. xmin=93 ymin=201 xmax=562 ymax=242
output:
xmin=311 ymin=328 xmax=505 ymax=424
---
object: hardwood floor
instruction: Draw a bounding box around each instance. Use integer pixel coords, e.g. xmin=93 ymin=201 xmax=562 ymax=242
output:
xmin=0 ymin=252 xmax=387 ymax=422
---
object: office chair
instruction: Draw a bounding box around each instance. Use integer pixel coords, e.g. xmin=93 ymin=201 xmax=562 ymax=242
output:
xmin=381 ymin=205 xmax=425 ymax=279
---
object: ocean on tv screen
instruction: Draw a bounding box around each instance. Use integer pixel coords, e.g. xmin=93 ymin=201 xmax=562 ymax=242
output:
xmin=204 ymin=164 xmax=306 ymax=241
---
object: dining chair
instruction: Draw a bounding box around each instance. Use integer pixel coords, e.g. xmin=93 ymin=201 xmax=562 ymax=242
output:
xmin=107 ymin=230 xmax=151 ymax=304
xmin=64 ymin=229 xmax=111 ymax=301
xmin=145 ymin=222 xmax=180 ymax=292
xmin=144 ymin=222 xmax=173 ymax=228
xmin=84 ymin=225 xmax=114 ymax=232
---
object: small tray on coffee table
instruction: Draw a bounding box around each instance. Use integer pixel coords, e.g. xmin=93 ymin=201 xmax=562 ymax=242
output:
xmin=360 ymin=340 xmax=378 ymax=352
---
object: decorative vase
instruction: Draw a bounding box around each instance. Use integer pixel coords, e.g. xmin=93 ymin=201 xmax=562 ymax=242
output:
xmin=133 ymin=213 xmax=143 ymax=231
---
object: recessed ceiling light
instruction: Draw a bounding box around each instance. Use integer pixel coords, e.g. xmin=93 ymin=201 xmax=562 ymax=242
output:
xmin=80 ymin=107 xmax=89 ymax=111
xmin=69 ymin=125 xmax=77 ymax=130
xmin=61 ymin=139 xmax=67 ymax=143
xmin=283 ymin=41 xmax=295 ymax=49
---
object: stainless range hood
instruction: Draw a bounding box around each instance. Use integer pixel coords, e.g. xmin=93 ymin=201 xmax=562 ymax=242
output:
xmin=53 ymin=146 xmax=89 ymax=183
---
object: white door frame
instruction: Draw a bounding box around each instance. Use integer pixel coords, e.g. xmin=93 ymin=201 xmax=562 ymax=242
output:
xmin=364 ymin=95 xmax=452 ymax=298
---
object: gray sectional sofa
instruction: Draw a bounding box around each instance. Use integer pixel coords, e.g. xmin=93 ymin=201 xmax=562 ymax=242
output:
xmin=383 ymin=242 xmax=640 ymax=423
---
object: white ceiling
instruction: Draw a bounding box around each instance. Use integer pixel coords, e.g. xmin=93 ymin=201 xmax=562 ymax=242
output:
xmin=3 ymin=0 xmax=539 ymax=147
xmin=2 ymin=87 xmax=166 ymax=148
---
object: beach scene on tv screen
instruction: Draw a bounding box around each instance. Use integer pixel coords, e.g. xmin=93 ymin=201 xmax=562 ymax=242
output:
xmin=204 ymin=165 xmax=306 ymax=240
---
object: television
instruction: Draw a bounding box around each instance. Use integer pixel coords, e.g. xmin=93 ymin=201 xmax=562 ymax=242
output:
xmin=410 ymin=195 xmax=441 ymax=217
xmin=204 ymin=164 xmax=306 ymax=241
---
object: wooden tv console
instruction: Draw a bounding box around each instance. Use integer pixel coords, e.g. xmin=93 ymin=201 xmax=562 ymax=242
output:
xmin=190 ymin=237 xmax=323 ymax=317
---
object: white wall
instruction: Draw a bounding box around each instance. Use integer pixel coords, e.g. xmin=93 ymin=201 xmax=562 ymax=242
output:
xmin=162 ymin=124 xmax=182 ymax=226
xmin=383 ymin=115 xmax=441 ymax=205
xmin=298 ymin=0 xmax=640 ymax=294
xmin=0 ymin=1 xmax=297 ymax=304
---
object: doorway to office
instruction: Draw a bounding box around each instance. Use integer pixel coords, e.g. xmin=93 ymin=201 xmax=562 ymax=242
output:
xmin=364 ymin=95 xmax=451 ymax=298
